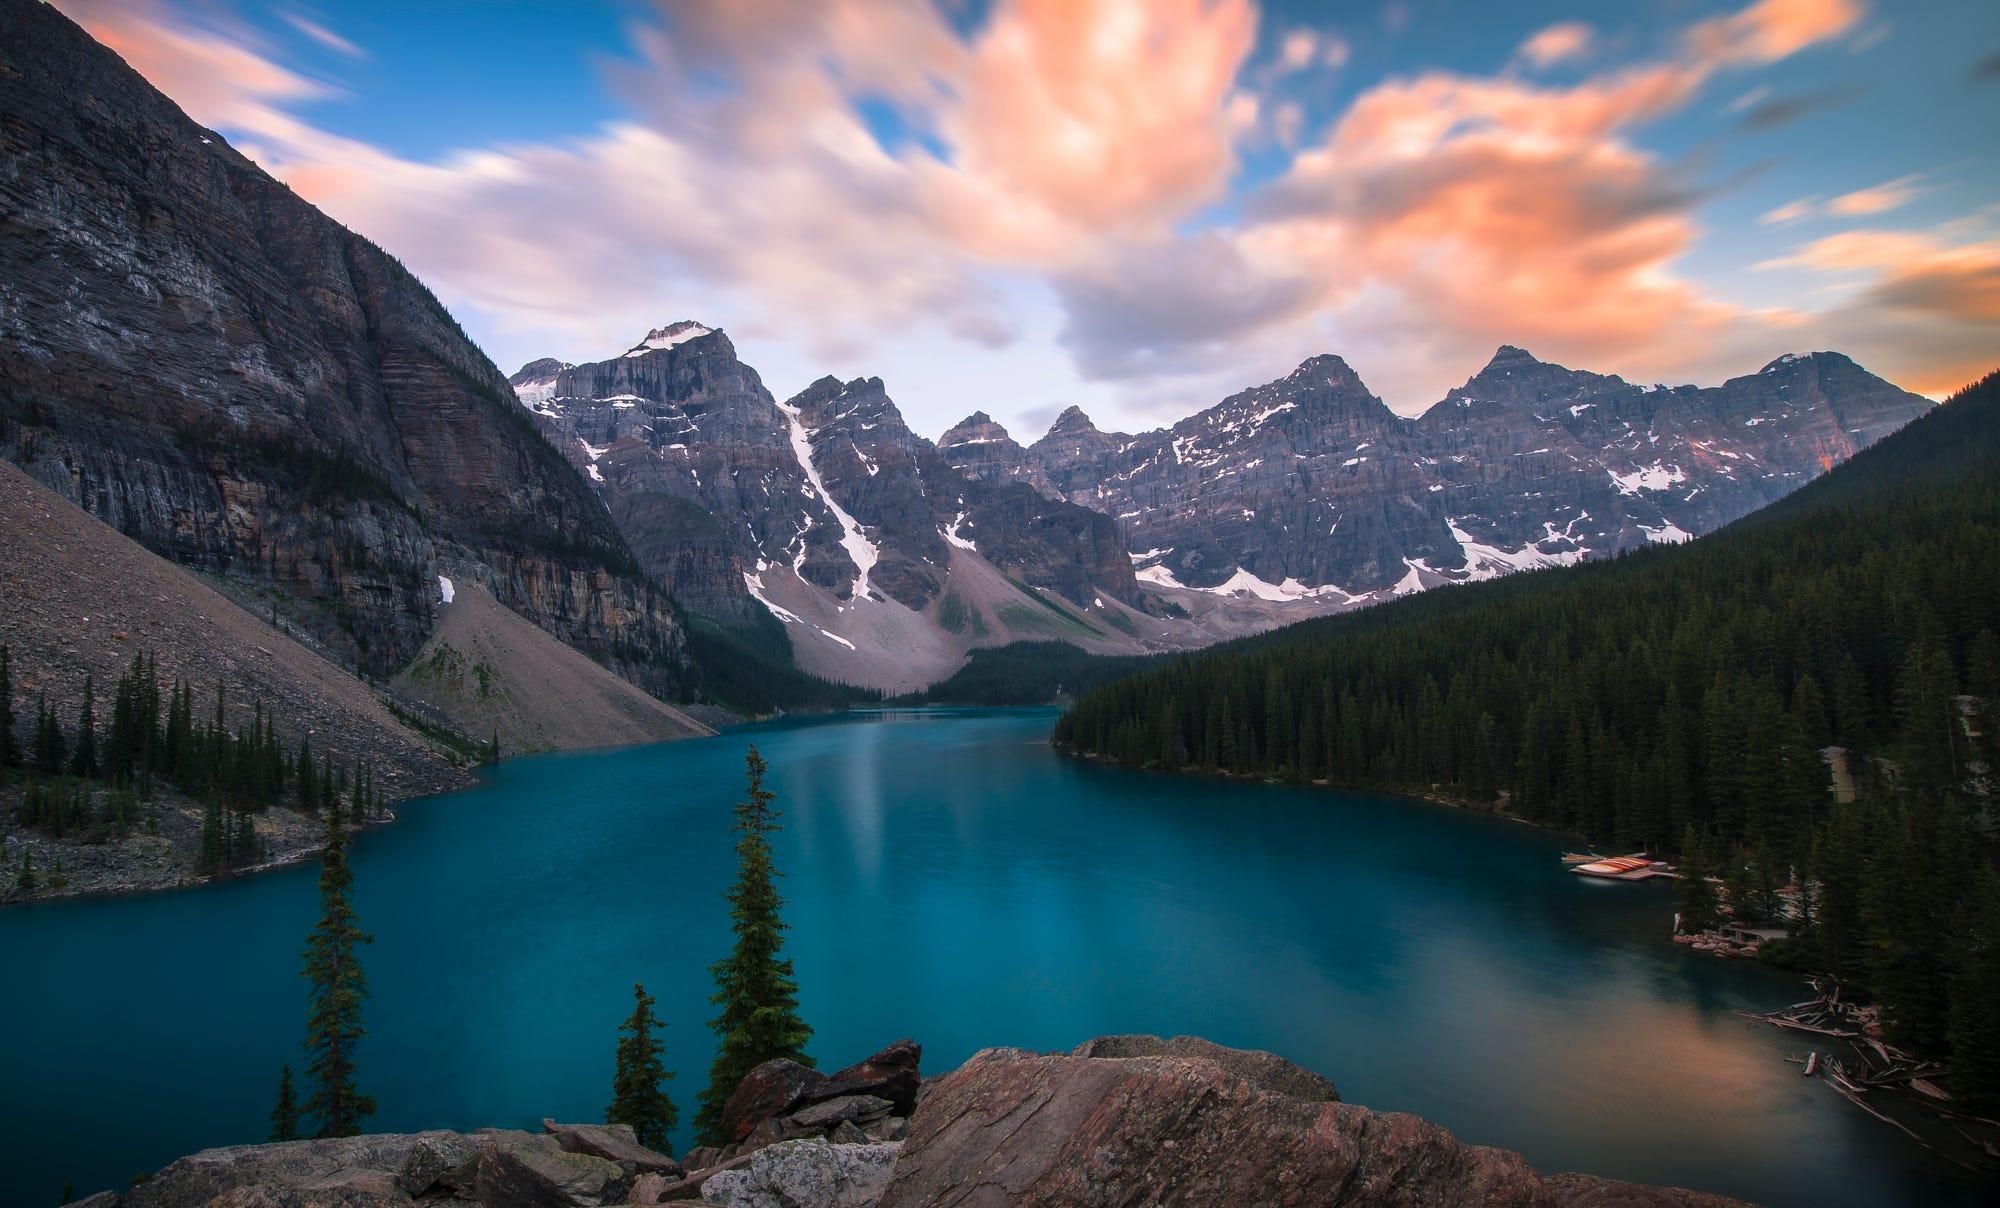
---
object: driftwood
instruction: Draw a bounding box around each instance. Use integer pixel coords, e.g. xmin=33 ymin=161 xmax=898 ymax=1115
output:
xmin=1744 ymin=975 xmax=1996 ymax=1169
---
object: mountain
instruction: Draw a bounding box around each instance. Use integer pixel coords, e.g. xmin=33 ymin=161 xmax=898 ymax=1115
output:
xmin=944 ymin=347 xmax=1932 ymax=600
xmin=0 ymin=0 xmax=686 ymax=697
xmin=510 ymin=328 xmax=1147 ymax=691
xmin=1054 ymin=369 xmax=2000 ymax=1085
xmin=0 ymin=457 xmax=464 ymax=899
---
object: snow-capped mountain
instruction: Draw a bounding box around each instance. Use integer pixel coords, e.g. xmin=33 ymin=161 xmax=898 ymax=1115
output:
xmin=941 ymin=346 xmax=1932 ymax=600
xmin=510 ymin=327 xmax=1143 ymax=690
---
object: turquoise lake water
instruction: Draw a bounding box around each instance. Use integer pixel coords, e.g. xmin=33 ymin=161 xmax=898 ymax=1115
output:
xmin=0 ymin=708 xmax=1988 ymax=1205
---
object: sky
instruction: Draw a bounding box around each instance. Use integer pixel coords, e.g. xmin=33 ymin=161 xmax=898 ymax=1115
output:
xmin=55 ymin=0 xmax=2000 ymax=440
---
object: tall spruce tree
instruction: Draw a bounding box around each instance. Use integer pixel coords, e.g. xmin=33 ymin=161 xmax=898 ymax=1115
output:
xmin=69 ymin=673 xmax=98 ymax=779
xmin=0 ymin=644 xmax=16 ymax=771
xmin=695 ymin=746 xmax=813 ymax=1144
xmin=269 ymin=1064 xmax=301 ymax=1142
xmin=300 ymin=802 xmax=374 ymax=1137
xmin=607 ymin=982 xmax=677 ymax=1151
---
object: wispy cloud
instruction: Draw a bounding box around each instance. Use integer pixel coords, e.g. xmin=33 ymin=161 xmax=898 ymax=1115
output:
xmin=279 ymin=10 xmax=364 ymax=59
xmin=50 ymin=0 xmax=1995 ymax=421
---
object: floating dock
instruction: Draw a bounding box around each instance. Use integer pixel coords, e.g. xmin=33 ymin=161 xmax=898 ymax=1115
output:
xmin=1569 ymin=855 xmax=1677 ymax=881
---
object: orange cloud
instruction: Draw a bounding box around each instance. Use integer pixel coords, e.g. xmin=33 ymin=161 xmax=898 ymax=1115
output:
xmin=1519 ymin=22 xmax=1594 ymax=69
xmin=60 ymin=0 xmax=1987 ymax=418
xmin=949 ymin=0 xmax=1258 ymax=233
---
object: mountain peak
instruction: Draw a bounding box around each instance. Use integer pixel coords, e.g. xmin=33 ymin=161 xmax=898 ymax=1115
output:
xmin=623 ymin=320 xmax=715 ymax=357
xmin=510 ymin=357 xmax=571 ymax=382
xmin=1759 ymin=350 xmax=1847 ymax=374
xmin=941 ymin=411 xmax=1012 ymax=447
xmin=1046 ymin=405 xmax=1098 ymax=437
xmin=1484 ymin=345 xmax=1540 ymax=370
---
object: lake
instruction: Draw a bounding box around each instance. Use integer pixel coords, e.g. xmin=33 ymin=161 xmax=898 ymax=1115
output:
xmin=0 ymin=708 xmax=1985 ymax=1205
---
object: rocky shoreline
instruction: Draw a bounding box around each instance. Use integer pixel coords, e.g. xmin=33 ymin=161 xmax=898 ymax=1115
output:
xmin=0 ymin=781 xmax=426 ymax=906
xmin=75 ymin=1035 xmax=1747 ymax=1207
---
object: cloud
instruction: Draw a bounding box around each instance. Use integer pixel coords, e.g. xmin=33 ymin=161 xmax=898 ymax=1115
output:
xmin=1762 ymin=197 xmax=1819 ymax=225
xmin=1760 ymin=228 xmax=2000 ymax=394
xmin=59 ymin=0 xmax=1991 ymax=418
xmin=1731 ymin=82 xmax=1862 ymax=129
xmin=1686 ymin=0 xmax=1864 ymax=65
xmin=1827 ymin=174 xmax=1922 ymax=216
xmin=279 ymin=11 xmax=365 ymax=59
xmin=1518 ymin=22 xmax=1593 ymax=69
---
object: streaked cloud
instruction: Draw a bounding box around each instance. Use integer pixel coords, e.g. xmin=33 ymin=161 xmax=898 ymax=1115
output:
xmin=1518 ymin=22 xmax=1593 ymax=69
xmin=46 ymin=0 xmax=1996 ymax=429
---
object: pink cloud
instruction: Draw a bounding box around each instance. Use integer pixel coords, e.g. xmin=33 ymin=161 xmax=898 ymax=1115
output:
xmin=1518 ymin=22 xmax=1593 ymax=69
xmin=52 ymin=0 xmax=1991 ymax=416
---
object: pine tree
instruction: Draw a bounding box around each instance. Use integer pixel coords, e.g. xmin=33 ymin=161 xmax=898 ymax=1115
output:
xmin=607 ymin=982 xmax=677 ymax=1151
xmin=695 ymin=746 xmax=813 ymax=1144
xmin=269 ymin=1064 xmax=302 ymax=1142
xmin=33 ymin=694 xmax=65 ymax=774
xmin=69 ymin=674 xmax=98 ymax=779
xmin=0 ymin=644 xmax=16 ymax=771
xmin=1674 ymin=827 xmax=1721 ymax=933
xmin=300 ymin=803 xmax=374 ymax=1137
xmin=1948 ymin=878 xmax=2000 ymax=1113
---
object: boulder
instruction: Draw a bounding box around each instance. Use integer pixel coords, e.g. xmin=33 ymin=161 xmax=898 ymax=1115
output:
xmin=812 ymin=1041 xmax=922 ymax=1116
xmin=717 ymin=1042 xmax=923 ymax=1143
xmin=859 ymin=1118 xmax=908 ymax=1144
xmin=1072 ymin=1034 xmax=1341 ymax=1103
xmin=879 ymin=1044 xmax=1745 ymax=1207
xmin=717 ymin=1060 xmax=829 ymax=1143
xmin=699 ymin=1139 xmax=901 ymax=1208
xmin=789 ymin=1095 xmax=895 ymax=1131
xmin=472 ymin=1133 xmax=624 ymax=1208
xmin=627 ymin=1172 xmax=673 ymax=1205
xmin=678 ymin=1146 xmax=723 ymax=1173
xmin=541 ymin=1120 xmax=683 ymax=1178
xmin=740 ymin=1114 xmax=814 ymax=1154
xmin=396 ymin=1131 xmax=485 ymax=1195
xmin=123 ymin=1135 xmax=438 ymax=1208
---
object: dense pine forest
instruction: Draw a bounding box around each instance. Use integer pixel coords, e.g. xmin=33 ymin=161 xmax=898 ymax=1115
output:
xmin=1056 ymin=371 xmax=2000 ymax=1101
xmin=1 ymin=648 xmax=387 ymax=885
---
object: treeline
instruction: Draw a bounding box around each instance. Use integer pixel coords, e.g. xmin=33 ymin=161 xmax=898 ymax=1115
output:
xmin=902 ymin=641 xmax=1165 ymax=706
xmin=2 ymin=646 xmax=386 ymax=880
xmin=1054 ymin=370 xmax=2000 ymax=1103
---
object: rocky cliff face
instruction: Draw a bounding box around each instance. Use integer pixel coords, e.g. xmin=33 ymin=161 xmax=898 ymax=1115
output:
xmin=0 ymin=0 xmax=686 ymax=694
xmin=944 ymin=348 xmax=1931 ymax=599
xmin=511 ymin=328 xmax=1142 ymax=689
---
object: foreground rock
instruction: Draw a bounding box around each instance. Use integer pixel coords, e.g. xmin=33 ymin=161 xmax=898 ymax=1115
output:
xmin=82 ymin=1036 xmax=1748 ymax=1207
xmin=718 ymin=1040 xmax=921 ymax=1146
xmin=877 ymin=1040 xmax=1746 ymax=1207
xmin=111 ymin=1125 xmax=677 ymax=1208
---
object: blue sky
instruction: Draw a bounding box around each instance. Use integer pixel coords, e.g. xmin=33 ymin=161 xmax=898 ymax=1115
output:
xmin=67 ymin=0 xmax=2000 ymax=436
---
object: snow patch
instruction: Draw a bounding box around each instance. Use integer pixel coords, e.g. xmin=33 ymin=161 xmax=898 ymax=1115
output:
xmin=1607 ymin=462 xmax=1686 ymax=495
xmin=624 ymin=322 xmax=713 ymax=357
xmin=437 ymin=575 xmax=454 ymax=605
xmin=942 ymin=512 xmax=977 ymax=551
xmin=1639 ymin=522 xmax=1694 ymax=544
xmin=776 ymin=399 xmax=879 ymax=600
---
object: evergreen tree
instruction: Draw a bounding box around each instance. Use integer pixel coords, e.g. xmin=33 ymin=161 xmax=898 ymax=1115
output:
xmin=1674 ymin=826 xmax=1721 ymax=933
xmin=607 ymin=982 xmax=677 ymax=1151
xmin=69 ymin=674 xmax=98 ymax=779
xmin=0 ymin=644 xmax=16 ymax=771
xmin=1948 ymin=878 xmax=2000 ymax=1114
xmin=33 ymin=694 xmax=64 ymax=774
xmin=16 ymin=849 xmax=34 ymax=894
xmin=300 ymin=803 xmax=374 ymax=1137
xmin=695 ymin=747 xmax=813 ymax=1144
xmin=268 ymin=1065 xmax=301 ymax=1142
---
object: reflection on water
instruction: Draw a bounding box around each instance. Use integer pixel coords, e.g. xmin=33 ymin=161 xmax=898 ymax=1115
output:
xmin=0 ymin=708 xmax=1986 ymax=1206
